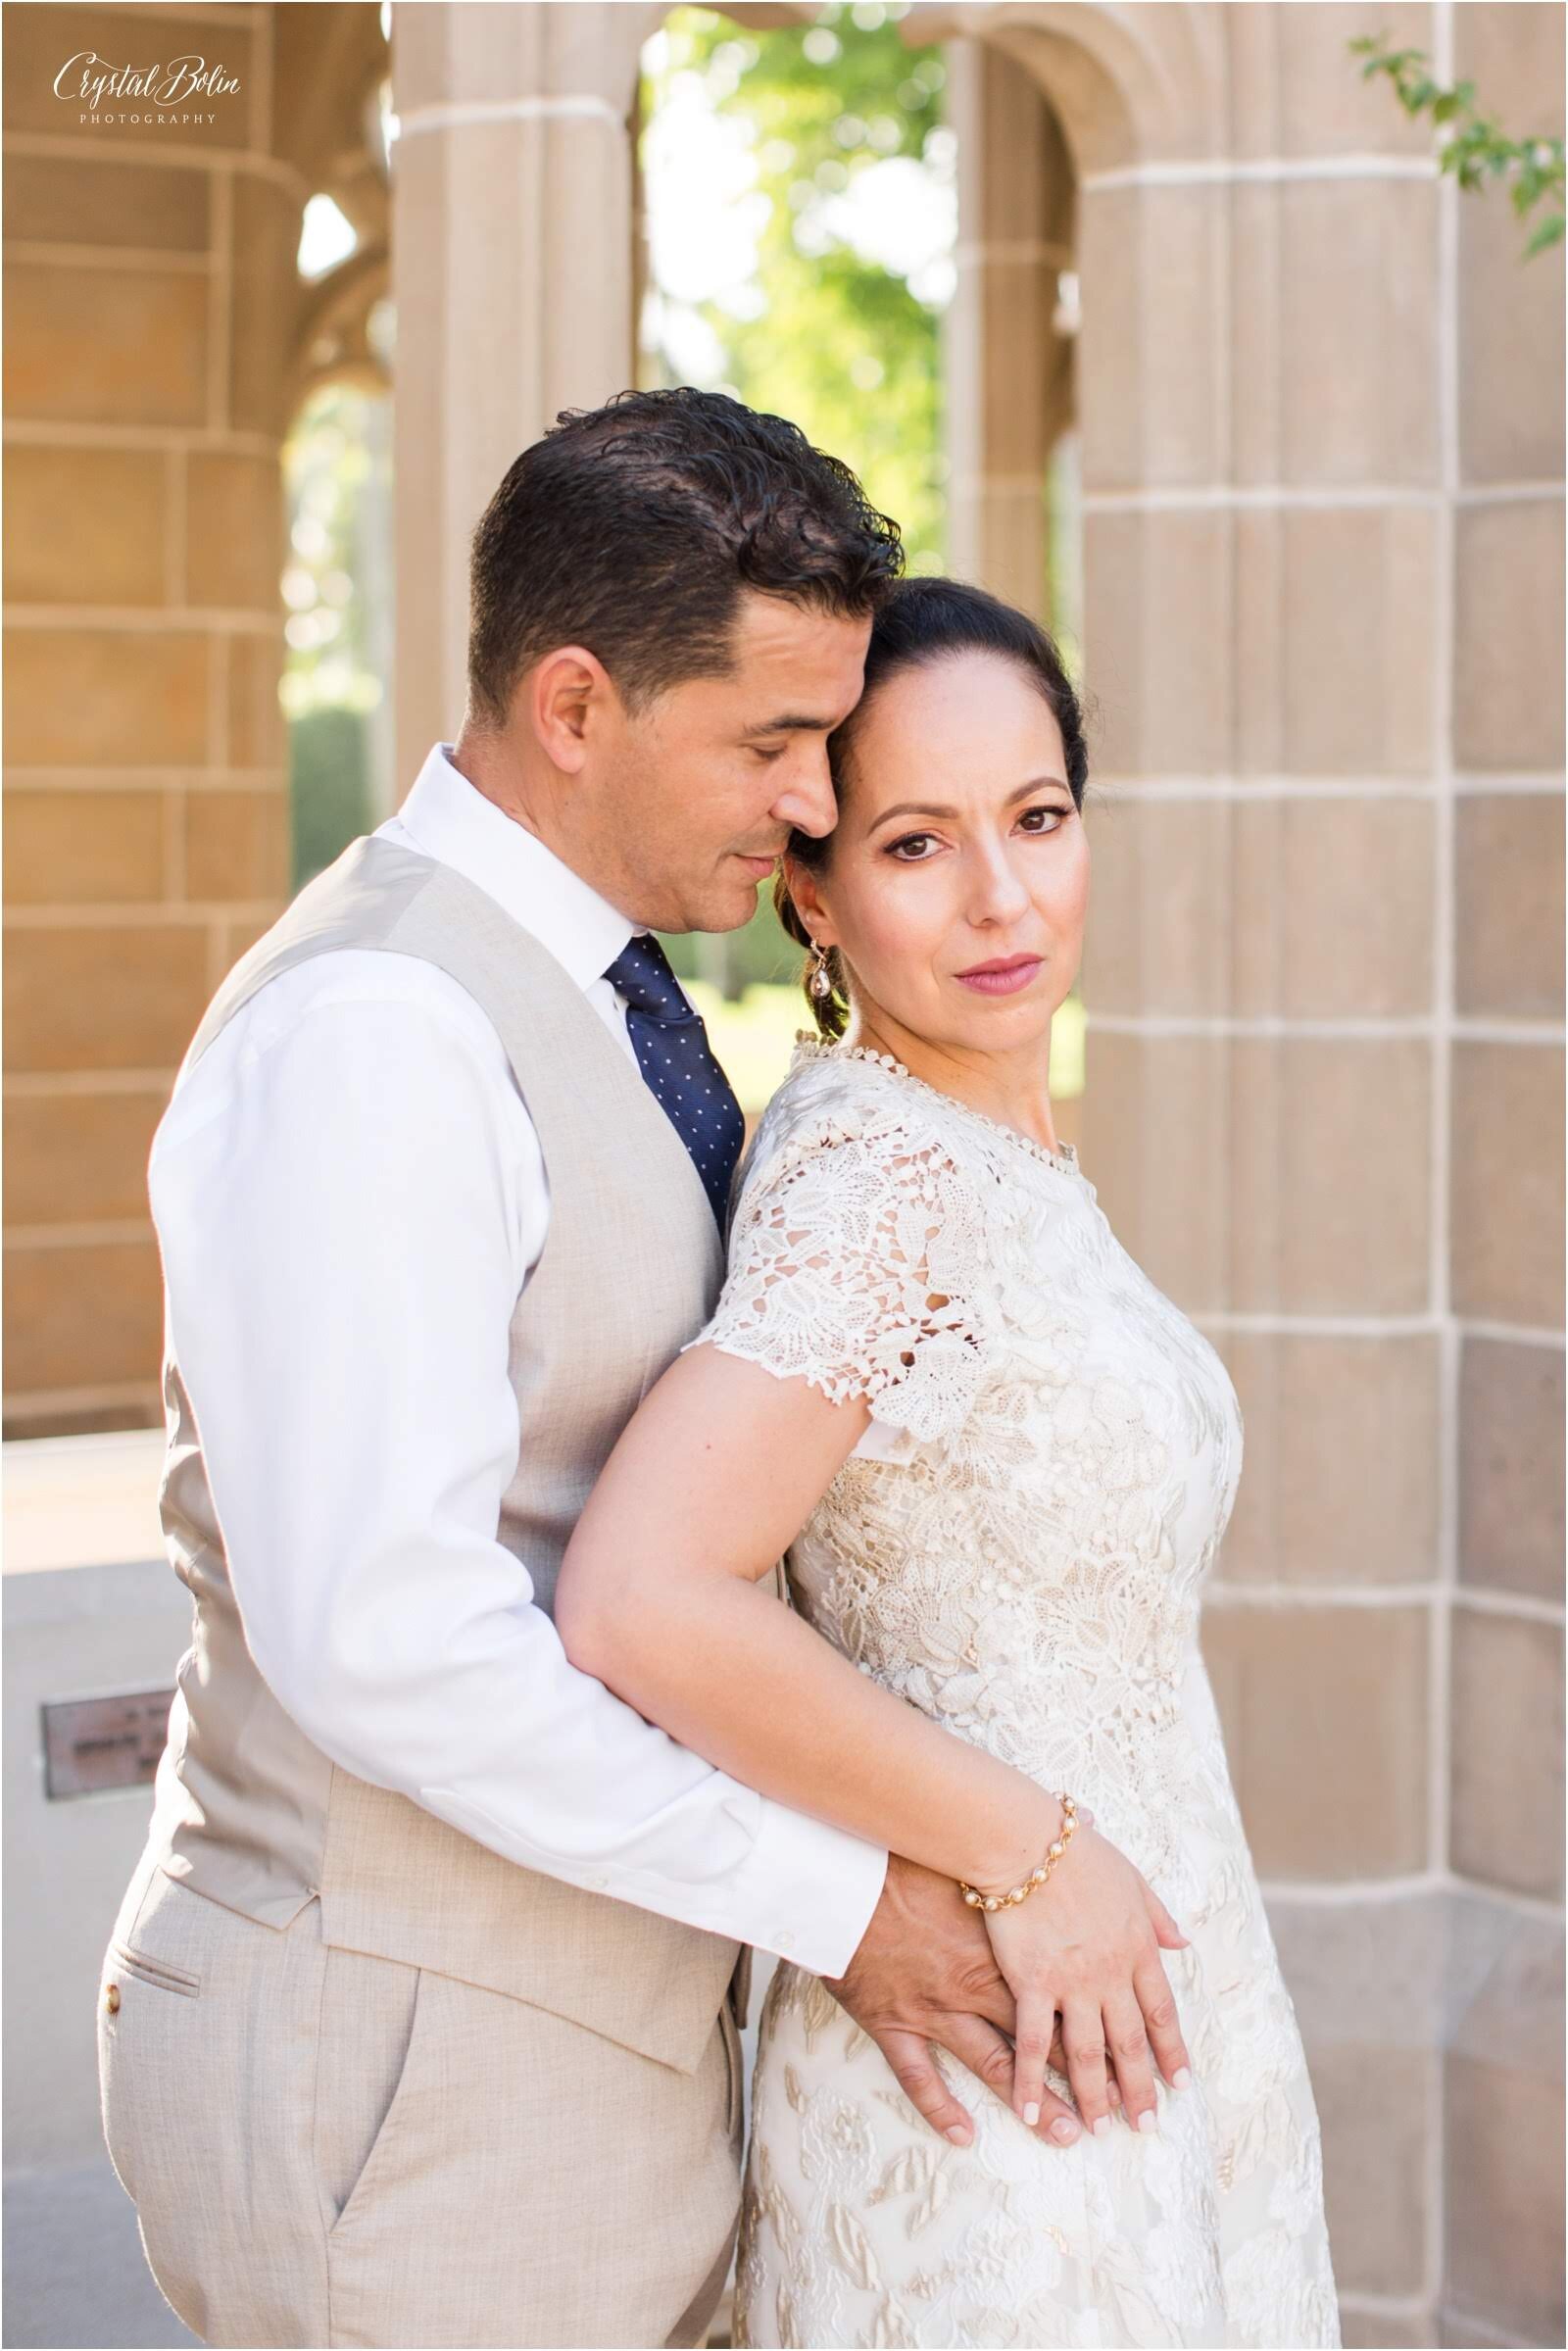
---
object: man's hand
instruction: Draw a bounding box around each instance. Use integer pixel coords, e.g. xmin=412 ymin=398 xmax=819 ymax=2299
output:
xmin=823 ymin=1848 xmax=1094 ymax=2149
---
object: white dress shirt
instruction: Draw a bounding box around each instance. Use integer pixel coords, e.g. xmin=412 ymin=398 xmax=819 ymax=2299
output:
xmin=147 ymin=744 xmax=887 ymax=1974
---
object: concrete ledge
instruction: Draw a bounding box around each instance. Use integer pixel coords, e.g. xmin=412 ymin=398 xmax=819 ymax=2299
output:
xmin=4 ymin=1429 xmax=167 ymax=1578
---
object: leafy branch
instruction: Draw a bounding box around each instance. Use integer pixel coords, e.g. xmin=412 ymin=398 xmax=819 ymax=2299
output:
xmin=1349 ymin=33 xmax=1564 ymax=258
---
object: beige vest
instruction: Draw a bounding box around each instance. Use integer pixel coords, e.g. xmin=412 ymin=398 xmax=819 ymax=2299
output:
xmin=149 ymin=835 xmax=738 ymax=2075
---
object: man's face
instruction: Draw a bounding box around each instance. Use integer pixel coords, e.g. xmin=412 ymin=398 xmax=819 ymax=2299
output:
xmin=582 ymin=591 xmax=871 ymax=934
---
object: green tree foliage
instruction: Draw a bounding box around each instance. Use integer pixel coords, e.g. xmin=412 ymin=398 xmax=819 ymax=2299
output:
xmin=282 ymin=384 xmax=391 ymax=886
xmin=292 ymin=705 xmax=371 ymax=889
xmin=281 ymin=386 xmax=386 ymax=717
xmin=1351 ymin=34 xmax=1566 ymax=257
xmin=641 ymin=3 xmax=951 ymax=570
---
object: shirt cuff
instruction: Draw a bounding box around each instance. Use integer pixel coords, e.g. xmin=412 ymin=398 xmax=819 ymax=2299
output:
xmin=725 ymin=1799 xmax=888 ymax=1978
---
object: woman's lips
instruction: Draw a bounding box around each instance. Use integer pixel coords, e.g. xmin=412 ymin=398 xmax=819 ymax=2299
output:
xmin=955 ymin=955 xmax=1043 ymax=997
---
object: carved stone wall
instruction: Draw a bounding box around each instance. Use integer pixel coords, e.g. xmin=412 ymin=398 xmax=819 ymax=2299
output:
xmin=910 ymin=8 xmax=1564 ymax=2343
xmin=2 ymin=2 xmax=386 ymax=1438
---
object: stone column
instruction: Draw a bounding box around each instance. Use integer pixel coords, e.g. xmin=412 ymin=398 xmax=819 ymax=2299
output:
xmin=1077 ymin=13 xmax=1450 ymax=2332
xmin=906 ymin=5 xmax=1562 ymax=2341
xmin=944 ymin=39 xmax=1073 ymax=622
xmin=1442 ymin=10 xmax=1565 ymax=2346
xmin=1071 ymin=8 xmax=1565 ymax=2341
xmin=3 ymin=5 xmax=300 ymax=1437
xmin=389 ymin=1 xmax=666 ymax=783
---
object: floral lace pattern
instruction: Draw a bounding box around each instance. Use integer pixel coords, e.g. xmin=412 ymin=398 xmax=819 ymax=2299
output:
xmin=698 ymin=1044 xmax=1341 ymax=2350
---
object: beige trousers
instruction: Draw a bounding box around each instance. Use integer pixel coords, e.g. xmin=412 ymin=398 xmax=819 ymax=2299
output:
xmin=97 ymin=1858 xmax=744 ymax=2349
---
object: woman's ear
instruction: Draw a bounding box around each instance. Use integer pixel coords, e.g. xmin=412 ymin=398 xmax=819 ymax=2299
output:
xmin=783 ymin=855 xmax=838 ymax=949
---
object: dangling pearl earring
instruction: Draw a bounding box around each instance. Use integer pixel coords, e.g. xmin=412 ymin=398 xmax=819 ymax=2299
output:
xmin=807 ymin=940 xmax=833 ymax=1001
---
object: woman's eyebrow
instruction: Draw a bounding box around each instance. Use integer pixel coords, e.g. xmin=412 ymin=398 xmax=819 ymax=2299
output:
xmin=867 ymin=774 xmax=1072 ymax=832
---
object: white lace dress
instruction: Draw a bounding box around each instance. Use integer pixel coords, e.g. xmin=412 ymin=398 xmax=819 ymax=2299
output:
xmin=696 ymin=1040 xmax=1341 ymax=2351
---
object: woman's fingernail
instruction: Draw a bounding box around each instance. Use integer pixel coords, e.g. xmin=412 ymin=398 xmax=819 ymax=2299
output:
xmin=1138 ymin=2108 xmax=1158 ymax=2134
xmin=1172 ymin=2067 xmax=1193 ymax=2091
xmin=946 ymin=2125 xmax=971 ymax=2146
xmin=1051 ymin=2116 xmax=1079 ymax=2144
xmin=1093 ymin=2115 xmax=1112 ymax=2138
xmin=1022 ymin=2101 xmax=1041 ymax=2127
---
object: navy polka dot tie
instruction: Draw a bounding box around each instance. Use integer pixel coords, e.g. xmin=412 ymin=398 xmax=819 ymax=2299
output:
xmin=604 ymin=934 xmax=746 ymax=1229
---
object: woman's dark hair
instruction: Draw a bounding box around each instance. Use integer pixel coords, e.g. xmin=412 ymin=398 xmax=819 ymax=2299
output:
xmin=775 ymin=575 xmax=1092 ymax=1039
xmin=466 ymin=387 xmax=905 ymax=723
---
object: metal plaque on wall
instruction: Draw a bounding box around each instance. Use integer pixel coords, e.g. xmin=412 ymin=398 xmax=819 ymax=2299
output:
xmin=42 ymin=1689 xmax=174 ymax=1799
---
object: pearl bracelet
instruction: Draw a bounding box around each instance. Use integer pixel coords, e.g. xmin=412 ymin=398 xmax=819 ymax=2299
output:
xmin=958 ymin=1793 xmax=1079 ymax=1912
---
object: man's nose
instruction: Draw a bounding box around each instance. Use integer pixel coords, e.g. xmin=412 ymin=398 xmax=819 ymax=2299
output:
xmin=773 ymin=748 xmax=838 ymax=841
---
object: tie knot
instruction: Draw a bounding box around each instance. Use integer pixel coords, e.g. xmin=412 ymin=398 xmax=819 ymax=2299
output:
xmin=604 ymin=933 xmax=694 ymax=1024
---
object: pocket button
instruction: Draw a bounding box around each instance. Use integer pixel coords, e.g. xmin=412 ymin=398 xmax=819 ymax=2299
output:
xmin=104 ymin=1983 xmax=121 ymax=2015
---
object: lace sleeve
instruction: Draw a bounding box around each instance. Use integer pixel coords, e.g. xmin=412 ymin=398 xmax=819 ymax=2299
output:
xmin=690 ymin=1121 xmax=993 ymax=1444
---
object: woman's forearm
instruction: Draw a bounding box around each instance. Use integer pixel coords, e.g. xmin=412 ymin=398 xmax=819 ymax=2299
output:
xmin=555 ymin=1343 xmax=1063 ymax=1894
xmin=565 ymin=1564 xmax=1061 ymax=1894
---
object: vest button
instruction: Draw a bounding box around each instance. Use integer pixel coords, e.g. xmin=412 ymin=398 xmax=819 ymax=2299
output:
xmin=104 ymin=1984 xmax=121 ymax=2015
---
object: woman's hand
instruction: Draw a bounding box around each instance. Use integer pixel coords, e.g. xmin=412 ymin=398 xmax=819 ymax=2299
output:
xmin=980 ymin=1822 xmax=1193 ymax=2137
xmin=557 ymin=1343 xmax=1197 ymax=2146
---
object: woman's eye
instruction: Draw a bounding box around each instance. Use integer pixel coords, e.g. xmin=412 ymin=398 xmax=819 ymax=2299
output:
xmin=888 ymin=832 xmax=939 ymax=860
xmin=1018 ymin=806 xmax=1066 ymax=834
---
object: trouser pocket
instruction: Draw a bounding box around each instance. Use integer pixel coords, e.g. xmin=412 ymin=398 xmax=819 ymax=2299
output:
xmin=314 ymin=1943 xmax=424 ymax=2237
xmin=95 ymin=1872 xmax=338 ymax=2347
xmin=109 ymin=1940 xmax=201 ymax=1997
xmin=98 ymin=1934 xmax=204 ymax=2206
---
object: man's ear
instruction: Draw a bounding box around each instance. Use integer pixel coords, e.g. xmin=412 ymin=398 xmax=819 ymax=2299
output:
xmin=783 ymin=854 xmax=837 ymax=949
xmin=526 ymin=645 xmax=615 ymax=775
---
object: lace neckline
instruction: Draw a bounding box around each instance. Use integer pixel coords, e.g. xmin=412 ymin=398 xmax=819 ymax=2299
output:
xmin=792 ymin=1034 xmax=1081 ymax=1178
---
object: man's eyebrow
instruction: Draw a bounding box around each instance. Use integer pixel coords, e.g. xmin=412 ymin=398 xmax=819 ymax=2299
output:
xmin=867 ymin=774 xmax=1073 ymax=831
xmin=739 ymin=713 xmax=842 ymax=738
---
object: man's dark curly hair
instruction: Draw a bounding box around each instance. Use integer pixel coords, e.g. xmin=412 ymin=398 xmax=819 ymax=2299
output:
xmin=466 ymin=387 xmax=906 ymax=724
